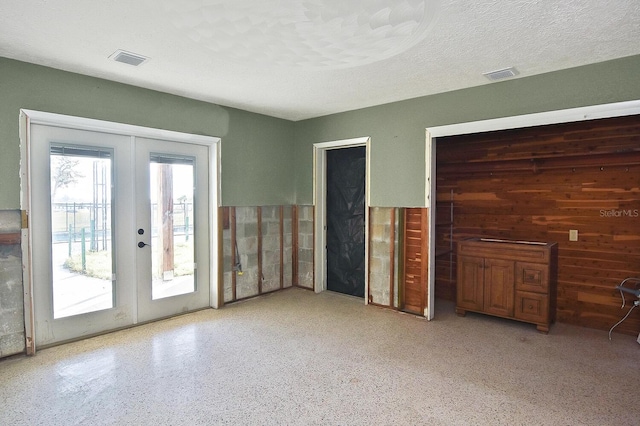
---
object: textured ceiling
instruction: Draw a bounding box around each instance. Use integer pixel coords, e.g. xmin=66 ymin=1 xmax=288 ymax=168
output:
xmin=1 ymin=0 xmax=639 ymax=121
xmin=166 ymin=0 xmax=439 ymax=68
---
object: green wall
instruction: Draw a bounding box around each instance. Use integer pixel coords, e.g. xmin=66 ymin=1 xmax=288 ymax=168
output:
xmin=0 ymin=57 xmax=295 ymax=209
xmin=4 ymin=54 xmax=640 ymax=210
xmin=293 ymin=55 xmax=640 ymax=207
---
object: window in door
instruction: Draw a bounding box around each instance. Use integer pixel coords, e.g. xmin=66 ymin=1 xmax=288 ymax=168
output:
xmin=149 ymin=156 xmax=196 ymax=300
xmin=49 ymin=145 xmax=115 ymax=319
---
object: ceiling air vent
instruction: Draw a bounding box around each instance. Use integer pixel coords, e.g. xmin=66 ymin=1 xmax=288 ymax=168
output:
xmin=109 ymin=50 xmax=148 ymax=66
xmin=483 ymin=67 xmax=519 ymax=82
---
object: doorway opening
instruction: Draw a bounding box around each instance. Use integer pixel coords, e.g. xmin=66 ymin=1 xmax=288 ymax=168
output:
xmin=313 ymin=137 xmax=370 ymax=299
xmin=326 ymin=146 xmax=366 ymax=297
xmin=425 ymin=100 xmax=640 ymax=321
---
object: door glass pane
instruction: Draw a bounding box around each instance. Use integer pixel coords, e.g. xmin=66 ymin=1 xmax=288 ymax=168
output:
xmin=150 ymin=157 xmax=196 ymax=300
xmin=50 ymin=146 xmax=114 ymax=319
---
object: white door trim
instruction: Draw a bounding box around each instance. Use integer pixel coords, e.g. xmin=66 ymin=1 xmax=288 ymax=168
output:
xmin=19 ymin=109 xmax=221 ymax=354
xmin=313 ymin=137 xmax=371 ymax=299
xmin=425 ymin=100 xmax=640 ymax=321
xmin=20 ymin=110 xmax=217 ymax=145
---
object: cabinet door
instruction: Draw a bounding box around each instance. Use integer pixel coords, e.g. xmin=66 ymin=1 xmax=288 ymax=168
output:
xmin=456 ymin=255 xmax=484 ymax=311
xmin=483 ymin=259 xmax=515 ymax=317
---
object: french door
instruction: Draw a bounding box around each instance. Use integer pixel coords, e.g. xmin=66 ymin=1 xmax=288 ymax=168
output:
xmin=26 ymin=121 xmax=213 ymax=348
xmin=135 ymin=137 xmax=210 ymax=323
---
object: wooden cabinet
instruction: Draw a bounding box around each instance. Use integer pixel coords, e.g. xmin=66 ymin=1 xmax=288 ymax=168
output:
xmin=456 ymin=238 xmax=558 ymax=333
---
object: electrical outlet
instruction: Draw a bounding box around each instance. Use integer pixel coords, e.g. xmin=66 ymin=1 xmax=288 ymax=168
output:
xmin=569 ymin=229 xmax=578 ymax=241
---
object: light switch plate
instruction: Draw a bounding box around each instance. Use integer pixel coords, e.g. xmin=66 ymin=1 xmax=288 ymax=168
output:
xmin=569 ymin=229 xmax=578 ymax=241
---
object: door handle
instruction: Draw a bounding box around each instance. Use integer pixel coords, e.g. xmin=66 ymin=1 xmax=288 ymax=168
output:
xmin=138 ymin=241 xmax=149 ymax=248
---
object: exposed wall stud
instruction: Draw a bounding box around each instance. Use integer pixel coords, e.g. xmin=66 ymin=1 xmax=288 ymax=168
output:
xmin=389 ymin=208 xmax=396 ymax=307
xmin=279 ymin=205 xmax=284 ymax=289
xmin=367 ymin=207 xmax=373 ymax=303
xmin=312 ymin=206 xmax=315 ymax=291
xmin=292 ymin=205 xmax=298 ymax=287
xmin=218 ymin=207 xmax=226 ymax=307
xmin=230 ymin=207 xmax=237 ymax=301
xmin=257 ymin=206 xmax=263 ymax=294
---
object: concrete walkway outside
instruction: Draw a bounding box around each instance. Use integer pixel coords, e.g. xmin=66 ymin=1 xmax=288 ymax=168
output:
xmin=52 ymin=243 xmax=193 ymax=318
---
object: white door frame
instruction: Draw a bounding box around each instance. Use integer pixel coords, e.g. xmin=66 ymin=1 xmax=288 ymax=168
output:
xmin=19 ymin=109 xmax=221 ymax=354
xmin=313 ymin=137 xmax=371 ymax=299
xmin=425 ymin=100 xmax=640 ymax=320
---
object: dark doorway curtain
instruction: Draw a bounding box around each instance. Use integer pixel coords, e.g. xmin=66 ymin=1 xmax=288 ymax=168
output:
xmin=326 ymin=146 xmax=366 ymax=297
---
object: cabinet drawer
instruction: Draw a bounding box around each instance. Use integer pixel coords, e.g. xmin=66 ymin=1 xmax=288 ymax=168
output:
xmin=515 ymin=291 xmax=549 ymax=324
xmin=457 ymin=239 xmax=551 ymax=262
xmin=515 ymin=262 xmax=549 ymax=293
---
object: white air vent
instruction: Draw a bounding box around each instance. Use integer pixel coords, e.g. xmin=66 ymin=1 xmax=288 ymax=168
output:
xmin=483 ymin=67 xmax=519 ymax=81
xmin=109 ymin=50 xmax=148 ymax=66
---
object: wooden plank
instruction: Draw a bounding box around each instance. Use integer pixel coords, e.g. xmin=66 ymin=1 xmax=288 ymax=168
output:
xmin=367 ymin=207 xmax=373 ymax=304
xmin=158 ymin=164 xmax=174 ymax=278
xmin=0 ymin=233 xmax=20 ymax=245
xmin=279 ymin=206 xmax=284 ymax=290
xmin=292 ymin=205 xmax=298 ymax=287
xmin=312 ymin=206 xmax=315 ymax=290
xmin=438 ymin=115 xmax=640 ymax=164
xmin=231 ymin=207 xmax=237 ymax=301
xmin=438 ymin=151 xmax=640 ymax=175
xmin=384 ymin=208 xmax=397 ymax=307
xmin=421 ymin=208 xmax=429 ymax=316
xmin=222 ymin=207 xmax=230 ymax=229
xmin=218 ymin=207 xmax=226 ymax=308
xmin=257 ymin=206 xmax=262 ymax=295
xmin=401 ymin=207 xmax=428 ymax=315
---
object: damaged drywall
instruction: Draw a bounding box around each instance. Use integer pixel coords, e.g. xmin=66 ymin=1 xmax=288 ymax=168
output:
xmin=0 ymin=210 xmax=25 ymax=357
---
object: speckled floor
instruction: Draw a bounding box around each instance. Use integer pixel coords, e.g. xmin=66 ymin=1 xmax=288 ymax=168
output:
xmin=1 ymin=288 xmax=638 ymax=425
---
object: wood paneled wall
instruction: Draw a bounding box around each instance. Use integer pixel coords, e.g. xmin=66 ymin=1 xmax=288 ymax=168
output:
xmin=435 ymin=115 xmax=640 ymax=335
xmin=402 ymin=208 xmax=429 ymax=315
